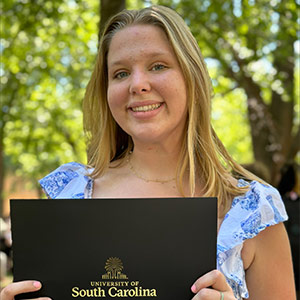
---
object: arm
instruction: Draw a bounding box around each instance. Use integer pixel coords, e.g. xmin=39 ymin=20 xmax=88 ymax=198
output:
xmin=245 ymin=223 xmax=296 ymax=300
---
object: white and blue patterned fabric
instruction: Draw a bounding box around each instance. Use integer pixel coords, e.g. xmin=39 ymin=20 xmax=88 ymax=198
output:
xmin=39 ymin=162 xmax=288 ymax=300
xmin=39 ymin=162 xmax=94 ymax=199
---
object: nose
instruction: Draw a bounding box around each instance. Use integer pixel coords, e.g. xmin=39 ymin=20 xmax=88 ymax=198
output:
xmin=129 ymin=70 xmax=151 ymax=95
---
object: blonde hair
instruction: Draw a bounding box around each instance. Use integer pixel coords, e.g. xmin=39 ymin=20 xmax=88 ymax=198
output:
xmin=83 ymin=5 xmax=259 ymax=217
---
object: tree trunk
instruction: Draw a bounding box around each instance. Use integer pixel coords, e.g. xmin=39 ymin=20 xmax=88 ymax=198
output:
xmin=99 ymin=0 xmax=126 ymax=37
xmin=0 ymin=124 xmax=4 ymax=216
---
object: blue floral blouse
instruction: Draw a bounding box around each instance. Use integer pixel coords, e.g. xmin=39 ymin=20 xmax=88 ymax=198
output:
xmin=39 ymin=162 xmax=288 ymax=300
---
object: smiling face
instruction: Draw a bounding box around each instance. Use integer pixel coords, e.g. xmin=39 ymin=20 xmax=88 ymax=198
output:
xmin=106 ymin=24 xmax=188 ymax=147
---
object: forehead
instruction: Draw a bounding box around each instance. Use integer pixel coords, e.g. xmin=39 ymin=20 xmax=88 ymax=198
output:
xmin=107 ymin=24 xmax=174 ymax=64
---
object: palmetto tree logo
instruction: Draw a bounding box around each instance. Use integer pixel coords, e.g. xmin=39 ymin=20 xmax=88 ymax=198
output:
xmin=102 ymin=257 xmax=128 ymax=280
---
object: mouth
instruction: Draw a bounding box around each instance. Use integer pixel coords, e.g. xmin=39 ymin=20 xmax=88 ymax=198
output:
xmin=131 ymin=103 xmax=162 ymax=112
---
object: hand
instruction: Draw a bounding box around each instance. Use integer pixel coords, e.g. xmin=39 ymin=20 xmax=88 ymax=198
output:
xmin=0 ymin=280 xmax=51 ymax=300
xmin=191 ymin=270 xmax=236 ymax=300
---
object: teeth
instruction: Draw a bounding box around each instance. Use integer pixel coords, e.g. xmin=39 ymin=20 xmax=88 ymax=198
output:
xmin=131 ymin=104 xmax=161 ymax=112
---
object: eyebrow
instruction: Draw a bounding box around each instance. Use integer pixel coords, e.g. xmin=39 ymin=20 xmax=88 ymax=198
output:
xmin=108 ymin=51 xmax=171 ymax=68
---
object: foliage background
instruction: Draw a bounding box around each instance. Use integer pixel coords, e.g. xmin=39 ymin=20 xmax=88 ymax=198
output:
xmin=1 ymin=0 xmax=299 ymax=214
xmin=1 ymin=0 xmax=99 ymax=205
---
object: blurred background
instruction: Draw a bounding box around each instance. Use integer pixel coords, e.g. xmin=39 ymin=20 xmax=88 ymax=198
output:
xmin=0 ymin=0 xmax=299 ymax=295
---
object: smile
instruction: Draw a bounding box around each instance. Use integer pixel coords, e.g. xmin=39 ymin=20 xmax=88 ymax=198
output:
xmin=131 ymin=103 xmax=162 ymax=112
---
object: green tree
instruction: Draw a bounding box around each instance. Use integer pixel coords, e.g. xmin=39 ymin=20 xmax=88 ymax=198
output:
xmin=0 ymin=0 xmax=100 ymax=213
xmin=156 ymin=0 xmax=299 ymax=184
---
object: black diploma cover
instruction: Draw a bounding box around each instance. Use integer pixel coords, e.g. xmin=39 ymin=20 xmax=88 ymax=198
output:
xmin=10 ymin=198 xmax=217 ymax=300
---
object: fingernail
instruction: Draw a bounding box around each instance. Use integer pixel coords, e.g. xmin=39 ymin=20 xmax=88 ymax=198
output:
xmin=191 ymin=284 xmax=196 ymax=293
xmin=33 ymin=281 xmax=41 ymax=288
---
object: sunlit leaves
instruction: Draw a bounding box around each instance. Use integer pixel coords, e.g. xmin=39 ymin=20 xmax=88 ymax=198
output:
xmin=2 ymin=0 xmax=99 ymax=184
xmin=212 ymin=88 xmax=253 ymax=163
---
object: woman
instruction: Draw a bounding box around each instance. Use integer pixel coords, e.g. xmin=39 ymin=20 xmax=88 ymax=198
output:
xmin=1 ymin=5 xmax=295 ymax=300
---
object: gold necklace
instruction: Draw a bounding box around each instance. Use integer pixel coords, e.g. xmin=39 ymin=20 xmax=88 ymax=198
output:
xmin=127 ymin=154 xmax=176 ymax=184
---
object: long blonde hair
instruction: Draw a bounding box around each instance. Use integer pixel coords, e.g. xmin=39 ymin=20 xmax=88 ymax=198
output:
xmin=83 ymin=5 xmax=259 ymax=216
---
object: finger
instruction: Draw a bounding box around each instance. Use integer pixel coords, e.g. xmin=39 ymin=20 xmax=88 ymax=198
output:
xmin=191 ymin=287 xmax=218 ymax=300
xmin=0 ymin=281 xmax=45 ymax=300
xmin=191 ymin=270 xmax=230 ymax=293
xmin=27 ymin=298 xmax=52 ymax=300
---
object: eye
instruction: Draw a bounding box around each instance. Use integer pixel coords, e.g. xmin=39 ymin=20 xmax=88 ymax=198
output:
xmin=151 ymin=64 xmax=166 ymax=71
xmin=114 ymin=71 xmax=129 ymax=79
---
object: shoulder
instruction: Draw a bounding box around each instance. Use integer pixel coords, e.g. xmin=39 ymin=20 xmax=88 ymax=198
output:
xmin=232 ymin=179 xmax=287 ymax=227
xmin=221 ymin=179 xmax=287 ymax=248
xmin=39 ymin=162 xmax=93 ymax=199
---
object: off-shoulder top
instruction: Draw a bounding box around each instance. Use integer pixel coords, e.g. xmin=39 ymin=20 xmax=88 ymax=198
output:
xmin=39 ymin=162 xmax=288 ymax=299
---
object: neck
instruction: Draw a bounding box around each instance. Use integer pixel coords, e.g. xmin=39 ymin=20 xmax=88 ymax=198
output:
xmin=128 ymin=143 xmax=182 ymax=181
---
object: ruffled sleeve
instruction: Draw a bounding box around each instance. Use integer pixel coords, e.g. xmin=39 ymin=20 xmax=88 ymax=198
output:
xmin=39 ymin=162 xmax=93 ymax=199
xmin=217 ymin=180 xmax=288 ymax=299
